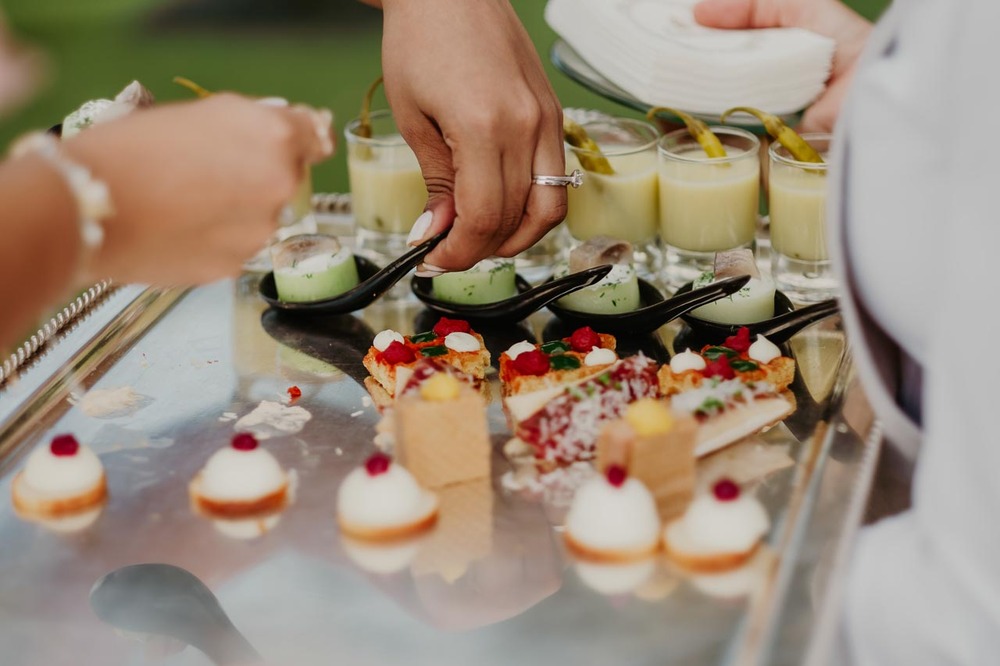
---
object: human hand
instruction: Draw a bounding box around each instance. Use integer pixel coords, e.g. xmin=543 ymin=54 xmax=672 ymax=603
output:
xmin=62 ymin=94 xmax=333 ymax=284
xmin=694 ymin=0 xmax=872 ymax=132
xmin=377 ymin=0 xmax=567 ymax=271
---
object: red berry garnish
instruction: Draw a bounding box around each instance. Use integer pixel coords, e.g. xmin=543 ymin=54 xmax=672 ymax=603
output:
xmin=606 ymin=465 xmax=628 ymax=488
xmin=713 ymin=478 xmax=741 ymax=501
xmin=379 ymin=340 xmax=416 ymax=365
xmin=701 ymin=355 xmax=736 ymax=380
xmin=287 ymin=385 xmax=302 ymax=402
xmin=724 ymin=327 xmax=752 ymax=353
xmin=232 ymin=433 xmax=258 ymax=451
xmin=364 ymin=452 xmax=392 ymax=476
xmin=433 ymin=317 xmax=471 ymax=337
xmin=569 ymin=326 xmax=601 ymax=353
xmin=512 ymin=349 xmax=550 ymax=376
xmin=50 ymin=434 xmax=80 ymax=457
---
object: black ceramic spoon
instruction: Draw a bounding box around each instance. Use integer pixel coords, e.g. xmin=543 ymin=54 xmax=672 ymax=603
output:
xmin=749 ymin=298 xmax=840 ymax=343
xmin=410 ymin=264 xmax=614 ymax=323
xmin=90 ymin=563 xmax=262 ymax=665
xmin=547 ymin=274 xmax=751 ymax=336
xmin=675 ymin=280 xmax=839 ymax=343
xmin=259 ymin=231 xmax=447 ymax=315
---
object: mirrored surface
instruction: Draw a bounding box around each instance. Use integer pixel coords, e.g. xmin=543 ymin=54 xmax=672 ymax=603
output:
xmin=0 ymin=260 xmax=866 ymax=666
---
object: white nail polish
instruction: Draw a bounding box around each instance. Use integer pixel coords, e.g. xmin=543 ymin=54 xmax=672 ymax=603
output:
xmin=415 ymin=262 xmax=448 ymax=278
xmin=407 ymin=211 xmax=433 ymax=246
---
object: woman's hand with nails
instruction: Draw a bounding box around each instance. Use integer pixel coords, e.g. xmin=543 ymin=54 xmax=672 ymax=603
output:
xmin=376 ymin=0 xmax=568 ymax=272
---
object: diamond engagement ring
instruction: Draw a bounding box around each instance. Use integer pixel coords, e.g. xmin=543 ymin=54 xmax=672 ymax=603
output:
xmin=531 ymin=169 xmax=584 ymax=188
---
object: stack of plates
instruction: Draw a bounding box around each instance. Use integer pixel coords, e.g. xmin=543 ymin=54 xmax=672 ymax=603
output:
xmin=546 ymin=0 xmax=835 ymax=117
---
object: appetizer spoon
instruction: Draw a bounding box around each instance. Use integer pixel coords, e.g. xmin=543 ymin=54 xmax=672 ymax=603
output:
xmin=675 ymin=280 xmax=839 ymax=343
xmin=547 ymin=274 xmax=752 ymax=336
xmin=411 ymin=264 xmax=614 ymax=323
xmin=90 ymin=563 xmax=262 ymax=665
xmin=749 ymin=298 xmax=840 ymax=343
xmin=259 ymin=231 xmax=447 ymax=315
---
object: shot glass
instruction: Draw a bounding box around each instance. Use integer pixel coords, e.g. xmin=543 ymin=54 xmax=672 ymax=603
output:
xmin=564 ymin=117 xmax=661 ymax=278
xmin=345 ymin=109 xmax=428 ymax=265
xmin=768 ymin=133 xmax=836 ymax=302
xmin=658 ymin=127 xmax=760 ymax=287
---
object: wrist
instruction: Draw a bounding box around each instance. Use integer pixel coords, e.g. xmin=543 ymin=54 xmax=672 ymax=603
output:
xmin=10 ymin=132 xmax=114 ymax=284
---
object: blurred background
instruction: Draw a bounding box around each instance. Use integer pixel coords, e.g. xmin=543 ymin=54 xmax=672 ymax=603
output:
xmin=0 ymin=0 xmax=889 ymax=194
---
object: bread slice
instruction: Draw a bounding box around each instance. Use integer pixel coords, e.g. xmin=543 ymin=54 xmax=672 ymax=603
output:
xmin=659 ymin=356 xmax=795 ymax=397
xmin=564 ymin=531 xmax=660 ymax=564
xmin=11 ymin=471 xmax=107 ymax=517
xmin=662 ymin=520 xmax=761 ymax=573
xmin=189 ymin=475 xmax=291 ymax=518
xmin=673 ymin=393 xmax=795 ymax=458
xmin=337 ymin=493 xmax=439 ymax=542
xmin=363 ymin=332 xmax=490 ymax=398
xmin=500 ymin=333 xmax=617 ymax=396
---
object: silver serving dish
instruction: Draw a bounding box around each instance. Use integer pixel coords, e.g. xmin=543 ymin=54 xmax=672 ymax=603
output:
xmin=0 ymin=221 xmax=877 ymax=666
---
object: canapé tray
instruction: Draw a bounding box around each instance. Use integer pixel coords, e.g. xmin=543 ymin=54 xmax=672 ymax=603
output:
xmin=0 ymin=220 xmax=878 ymax=666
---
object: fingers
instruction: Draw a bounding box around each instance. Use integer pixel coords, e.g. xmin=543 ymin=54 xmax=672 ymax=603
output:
xmin=423 ymin=137 xmax=507 ymax=271
xmin=494 ymin=99 xmax=567 ymax=257
xmin=281 ymin=104 xmax=335 ymax=165
xmin=693 ymin=0 xmax=788 ymax=30
xmin=394 ymin=106 xmax=460 ymax=243
xmin=800 ymin=72 xmax=853 ymax=133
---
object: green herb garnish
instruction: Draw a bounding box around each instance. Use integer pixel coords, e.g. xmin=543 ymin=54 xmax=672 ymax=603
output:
xmin=730 ymin=359 xmax=759 ymax=372
xmin=540 ymin=340 xmax=571 ymax=355
xmin=410 ymin=331 xmax=438 ymax=344
xmin=697 ymin=396 xmax=725 ymax=415
xmin=703 ymin=346 xmax=737 ymax=360
xmin=550 ymin=355 xmax=581 ymax=371
xmin=420 ymin=345 xmax=448 ymax=357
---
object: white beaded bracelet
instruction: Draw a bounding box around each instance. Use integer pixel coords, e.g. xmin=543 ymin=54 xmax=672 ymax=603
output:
xmin=10 ymin=131 xmax=113 ymax=266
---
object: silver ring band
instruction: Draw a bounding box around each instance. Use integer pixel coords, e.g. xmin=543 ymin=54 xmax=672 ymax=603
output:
xmin=531 ymin=169 xmax=584 ymax=188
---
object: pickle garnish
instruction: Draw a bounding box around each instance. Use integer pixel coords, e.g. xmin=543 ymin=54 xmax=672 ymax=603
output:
xmin=647 ymin=107 xmax=726 ymax=158
xmin=720 ymin=107 xmax=824 ymax=164
xmin=356 ymin=75 xmax=384 ymax=140
xmin=563 ymin=118 xmax=615 ymax=175
xmin=172 ymin=76 xmax=213 ymax=98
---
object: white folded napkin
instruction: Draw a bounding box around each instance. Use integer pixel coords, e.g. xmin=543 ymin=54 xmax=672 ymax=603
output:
xmin=546 ymin=0 xmax=835 ymax=117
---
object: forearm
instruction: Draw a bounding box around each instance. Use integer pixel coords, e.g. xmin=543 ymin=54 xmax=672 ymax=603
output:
xmin=0 ymin=153 xmax=81 ymax=352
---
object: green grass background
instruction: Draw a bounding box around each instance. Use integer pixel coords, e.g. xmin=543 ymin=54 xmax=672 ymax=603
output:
xmin=0 ymin=0 xmax=889 ymax=193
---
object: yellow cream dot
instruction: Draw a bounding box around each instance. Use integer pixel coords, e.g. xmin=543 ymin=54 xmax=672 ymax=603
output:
xmin=420 ymin=373 xmax=461 ymax=401
xmin=625 ymin=398 xmax=674 ymax=436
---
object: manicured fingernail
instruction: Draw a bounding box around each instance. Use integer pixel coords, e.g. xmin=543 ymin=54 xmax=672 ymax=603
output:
xmin=257 ymin=96 xmax=289 ymax=108
xmin=415 ymin=262 xmax=448 ymax=278
xmin=407 ymin=211 xmax=433 ymax=246
xmin=313 ymin=108 xmax=334 ymax=156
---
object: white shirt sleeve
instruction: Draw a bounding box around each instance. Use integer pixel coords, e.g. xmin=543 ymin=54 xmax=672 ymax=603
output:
xmin=844 ymin=2 xmax=1000 ymax=663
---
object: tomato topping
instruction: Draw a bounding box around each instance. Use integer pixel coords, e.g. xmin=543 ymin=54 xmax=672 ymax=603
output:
xmin=701 ymin=355 xmax=736 ymax=380
xmin=379 ymin=340 xmax=416 ymax=365
xmin=606 ymin=465 xmax=627 ymax=488
xmin=713 ymin=478 xmax=741 ymax=501
xmin=287 ymin=385 xmax=302 ymax=403
xmin=569 ymin=326 xmax=601 ymax=353
xmin=724 ymin=326 xmax=752 ymax=353
xmin=50 ymin=434 xmax=80 ymax=457
xmin=232 ymin=433 xmax=259 ymax=451
xmin=365 ymin=452 xmax=392 ymax=476
xmin=512 ymin=349 xmax=551 ymax=376
xmin=433 ymin=317 xmax=471 ymax=337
